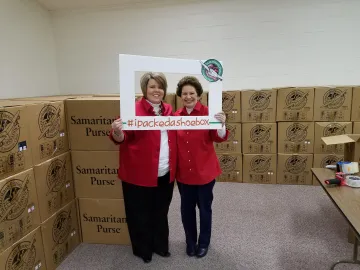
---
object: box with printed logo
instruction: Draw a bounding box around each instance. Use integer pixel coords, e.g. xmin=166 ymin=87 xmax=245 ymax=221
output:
xmin=71 ymin=151 xmax=123 ymax=199
xmin=242 ymin=154 xmax=277 ymax=184
xmin=7 ymin=100 xmax=69 ymax=165
xmin=242 ymin=123 xmax=277 ymax=154
xmin=214 ymin=123 xmax=241 ymax=153
xmin=314 ymin=87 xmax=352 ymax=121
xmin=78 ymin=198 xmax=130 ymax=245
xmin=0 ymin=101 xmax=33 ymax=180
xmin=314 ymin=122 xmax=352 ymax=154
xmin=277 ymin=122 xmax=314 ymax=154
xmin=34 ymin=152 xmax=75 ymax=223
xmin=276 ymin=87 xmax=314 ymax=121
xmin=0 ymin=227 xmax=45 ymax=270
xmin=222 ymin=91 xmax=241 ymax=123
xmin=216 ymin=153 xmax=242 ymax=182
xmin=241 ymin=89 xmax=277 ymax=123
xmin=41 ymin=199 xmax=80 ymax=270
xmin=0 ymin=168 xmax=40 ymax=254
xmin=277 ymin=154 xmax=313 ymax=185
xmin=66 ymin=97 xmax=120 ymax=151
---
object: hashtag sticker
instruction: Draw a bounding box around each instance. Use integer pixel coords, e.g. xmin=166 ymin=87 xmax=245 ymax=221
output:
xmin=127 ymin=120 xmax=134 ymax=127
xmin=121 ymin=117 xmax=222 ymax=130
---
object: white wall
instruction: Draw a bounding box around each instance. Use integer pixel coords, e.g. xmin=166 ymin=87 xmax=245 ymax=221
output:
xmin=0 ymin=0 xmax=59 ymax=99
xmin=53 ymin=0 xmax=360 ymax=95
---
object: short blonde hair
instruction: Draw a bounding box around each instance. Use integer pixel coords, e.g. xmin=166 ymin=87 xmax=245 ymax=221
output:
xmin=140 ymin=72 xmax=168 ymax=98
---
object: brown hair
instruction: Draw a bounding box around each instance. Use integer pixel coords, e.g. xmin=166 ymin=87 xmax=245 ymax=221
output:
xmin=140 ymin=72 xmax=168 ymax=98
xmin=176 ymin=76 xmax=203 ymax=97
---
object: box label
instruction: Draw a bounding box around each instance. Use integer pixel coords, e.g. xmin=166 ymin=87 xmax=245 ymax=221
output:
xmin=246 ymin=155 xmax=276 ymax=184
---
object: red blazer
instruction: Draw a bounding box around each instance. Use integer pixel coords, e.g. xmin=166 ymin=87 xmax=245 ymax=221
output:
xmin=109 ymin=97 xmax=177 ymax=187
xmin=175 ymin=101 xmax=229 ymax=185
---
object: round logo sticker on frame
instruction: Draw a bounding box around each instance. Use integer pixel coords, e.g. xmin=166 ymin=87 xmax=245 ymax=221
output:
xmin=200 ymin=59 xmax=223 ymax=82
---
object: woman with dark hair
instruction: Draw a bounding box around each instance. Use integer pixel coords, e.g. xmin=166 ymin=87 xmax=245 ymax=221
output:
xmin=175 ymin=76 xmax=229 ymax=258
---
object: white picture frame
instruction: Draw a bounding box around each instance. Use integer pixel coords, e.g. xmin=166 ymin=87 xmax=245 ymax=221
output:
xmin=119 ymin=54 xmax=223 ymax=130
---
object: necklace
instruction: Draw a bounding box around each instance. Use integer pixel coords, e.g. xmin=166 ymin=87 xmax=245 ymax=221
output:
xmin=153 ymin=104 xmax=162 ymax=116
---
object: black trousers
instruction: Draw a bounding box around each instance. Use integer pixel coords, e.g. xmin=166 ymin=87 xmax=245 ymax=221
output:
xmin=177 ymin=180 xmax=215 ymax=249
xmin=122 ymin=172 xmax=174 ymax=259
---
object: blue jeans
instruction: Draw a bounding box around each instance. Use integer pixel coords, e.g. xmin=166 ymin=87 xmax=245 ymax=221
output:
xmin=177 ymin=180 xmax=215 ymax=249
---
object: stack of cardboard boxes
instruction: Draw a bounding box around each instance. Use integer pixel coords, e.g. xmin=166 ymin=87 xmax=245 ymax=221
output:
xmin=0 ymin=96 xmax=80 ymax=270
xmin=0 ymin=100 xmax=44 ymax=270
xmin=213 ymin=86 xmax=358 ymax=185
xmin=65 ymin=96 xmax=130 ymax=246
xmin=65 ymin=93 xmax=177 ymax=246
xmin=241 ymin=89 xmax=278 ymax=184
xmin=215 ymin=91 xmax=242 ymax=182
xmin=1 ymin=85 xmax=359 ymax=259
xmin=312 ymin=87 xmax=353 ymax=185
xmin=275 ymin=87 xmax=315 ymax=185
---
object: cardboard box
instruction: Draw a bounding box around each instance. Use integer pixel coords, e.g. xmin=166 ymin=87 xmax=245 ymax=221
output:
xmin=9 ymin=100 xmax=69 ymax=165
xmin=276 ymin=87 xmax=314 ymax=121
xmin=66 ymin=97 xmax=120 ymax=151
xmin=321 ymin=134 xmax=360 ymax=163
xmin=216 ymin=153 xmax=242 ymax=182
xmin=222 ymin=91 xmax=241 ymax=123
xmin=214 ymin=123 xmax=241 ymax=153
xmin=354 ymin=122 xmax=360 ymax=134
xmin=277 ymin=154 xmax=313 ymax=185
xmin=41 ymin=200 xmax=80 ymax=270
xmin=0 ymin=102 xmax=32 ymax=180
xmin=241 ymin=89 xmax=277 ymax=122
xmin=0 ymin=227 xmax=45 ymax=270
xmin=314 ymin=87 xmax=352 ymax=121
xmin=277 ymin=122 xmax=314 ymax=154
xmin=31 ymin=101 xmax=69 ymax=165
xmin=0 ymin=169 xmax=40 ymax=253
xmin=242 ymin=154 xmax=277 ymax=184
xmin=34 ymin=152 xmax=75 ymax=222
xmin=352 ymin=87 xmax=360 ymax=121
xmin=71 ymin=151 xmax=123 ymax=199
xmin=176 ymin=92 xmax=208 ymax=111
xmin=312 ymin=154 xmax=343 ymax=185
xmin=78 ymin=198 xmax=130 ymax=245
xmin=314 ymin=122 xmax=352 ymax=154
xmin=242 ymin=123 xmax=277 ymax=154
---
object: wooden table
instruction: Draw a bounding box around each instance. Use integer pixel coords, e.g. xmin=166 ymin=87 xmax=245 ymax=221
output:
xmin=312 ymin=168 xmax=360 ymax=269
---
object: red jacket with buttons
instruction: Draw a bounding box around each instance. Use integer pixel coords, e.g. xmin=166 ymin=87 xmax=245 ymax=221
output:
xmin=109 ymin=97 xmax=177 ymax=187
xmin=175 ymin=101 xmax=229 ymax=185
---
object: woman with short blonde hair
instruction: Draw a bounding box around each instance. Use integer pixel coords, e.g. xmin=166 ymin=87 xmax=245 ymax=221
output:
xmin=110 ymin=72 xmax=177 ymax=263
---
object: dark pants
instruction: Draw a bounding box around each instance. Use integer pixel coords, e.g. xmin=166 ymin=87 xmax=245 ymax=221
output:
xmin=122 ymin=172 xmax=174 ymax=259
xmin=177 ymin=180 xmax=215 ymax=249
